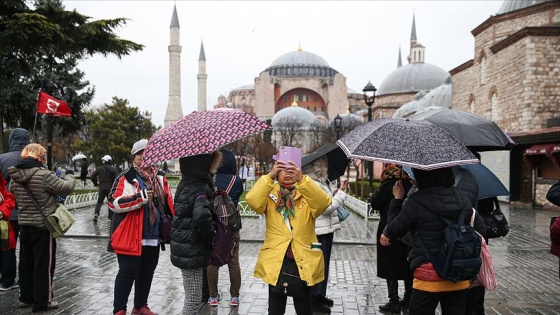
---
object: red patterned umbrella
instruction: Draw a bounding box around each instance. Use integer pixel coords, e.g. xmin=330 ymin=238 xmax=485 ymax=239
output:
xmin=142 ymin=109 xmax=270 ymax=166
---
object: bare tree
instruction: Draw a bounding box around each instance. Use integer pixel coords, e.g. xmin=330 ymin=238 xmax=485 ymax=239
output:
xmin=276 ymin=116 xmax=300 ymax=147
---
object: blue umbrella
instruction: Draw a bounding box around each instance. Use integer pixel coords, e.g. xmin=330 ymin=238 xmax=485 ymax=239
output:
xmin=402 ymin=164 xmax=509 ymax=199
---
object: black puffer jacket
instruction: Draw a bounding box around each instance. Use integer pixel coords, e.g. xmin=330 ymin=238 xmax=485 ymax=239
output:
xmin=8 ymin=158 xmax=75 ymax=229
xmin=170 ymin=176 xmax=216 ymax=269
xmin=384 ymin=186 xmax=486 ymax=271
xmin=91 ymin=163 xmax=118 ymax=191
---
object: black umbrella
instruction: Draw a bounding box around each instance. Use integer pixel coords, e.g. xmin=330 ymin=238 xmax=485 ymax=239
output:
xmin=408 ymin=107 xmax=515 ymax=152
xmin=302 ymin=143 xmax=349 ymax=182
xmin=336 ymin=118 xmax=478 ymax=170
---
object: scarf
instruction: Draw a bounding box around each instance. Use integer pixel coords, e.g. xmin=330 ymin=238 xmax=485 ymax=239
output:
xmin=276 ymin=186 xmax=296 ymax=220
xmin=133 ymin=162 xmax=166 ymax=226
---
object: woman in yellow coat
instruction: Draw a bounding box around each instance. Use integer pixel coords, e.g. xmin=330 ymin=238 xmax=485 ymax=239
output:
xmin=246 ymin=160 xmax=332 ymax=315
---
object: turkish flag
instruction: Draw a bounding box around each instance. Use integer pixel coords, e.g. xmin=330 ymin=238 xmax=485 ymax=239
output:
xmin=37 ymin=91 xmax=72 ymax=117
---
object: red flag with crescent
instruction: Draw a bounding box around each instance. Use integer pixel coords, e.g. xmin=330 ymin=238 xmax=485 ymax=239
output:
xmin=37 ymin=91 xmax=72 ymax=117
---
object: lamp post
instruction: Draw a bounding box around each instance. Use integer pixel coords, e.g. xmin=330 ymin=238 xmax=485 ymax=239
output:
xmin=334 ymin=114 xmax=342 ymax=139
xmin=42 ymin=80 xmax=58 ymax=171
xmin=135 ymin=113 xmax=144 ymax=140
xmin=363 ymin=81 xmax=377 ymax=205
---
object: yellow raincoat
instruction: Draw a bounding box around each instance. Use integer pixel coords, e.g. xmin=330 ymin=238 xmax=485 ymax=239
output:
xmin=246 ymin=174 xmax=332 ymax=287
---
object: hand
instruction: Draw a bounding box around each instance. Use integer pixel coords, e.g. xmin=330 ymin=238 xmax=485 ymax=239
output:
xmin=268 ymin=160 xmax=286 ymax=180
xmin=285 ymin=161 xmax=303 ymax=182
xmin=393 ymin=180 xmax=404 ymax=199
xmin=380 ymin=234 xmax=392 ymax=246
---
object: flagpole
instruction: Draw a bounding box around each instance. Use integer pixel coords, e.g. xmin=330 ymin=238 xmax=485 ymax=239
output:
xmin=42 ymin=80 xmax=57 ymax=171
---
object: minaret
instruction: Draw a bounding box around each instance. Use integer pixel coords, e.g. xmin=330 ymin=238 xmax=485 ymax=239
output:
xmin=164 ymin=5 xmax=183 ymax=127
xmin=197 ymin=41 xmax=207 ymax=112
xmin=407 ymin=13 xmax=425 ymax=64
xmin=397 ymin=46 xmax=402 ymax=68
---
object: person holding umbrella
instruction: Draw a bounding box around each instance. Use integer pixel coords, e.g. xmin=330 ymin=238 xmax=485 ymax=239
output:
xmin=108 ymin=139 xmax=175 ymax=315
xmin=371 ymin=164 xmax=414 ymax=313
xmin=80 ymin=159 xmax=88 ymax=188
xmin=170 ymin=151 xmax=221 ymax=315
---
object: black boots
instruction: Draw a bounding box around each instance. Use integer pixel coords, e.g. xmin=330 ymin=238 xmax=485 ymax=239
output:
xmin=312 ymin=295 xmax=332 ymax=314
xmin=379 ymin=299 xmax=401 ymax=314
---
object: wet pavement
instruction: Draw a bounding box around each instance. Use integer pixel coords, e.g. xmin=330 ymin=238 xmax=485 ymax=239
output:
xmin=1 ymin=202 xmax=559 ymax=314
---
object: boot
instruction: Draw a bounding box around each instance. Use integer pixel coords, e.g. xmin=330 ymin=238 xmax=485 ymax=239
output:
xmin=312 ymin=295 xmax=332 ymax=314
xmin=379 ymin=280 xmax=401 ymax=313
xmin=317 ymin=295 xmax=334 ymax=308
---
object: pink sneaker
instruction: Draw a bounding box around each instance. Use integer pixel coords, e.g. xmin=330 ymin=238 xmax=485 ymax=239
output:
xmin=131 ymin=305 xmax=158 ymax=315
xmin=114 ymin=311 xmax=126 ymax=315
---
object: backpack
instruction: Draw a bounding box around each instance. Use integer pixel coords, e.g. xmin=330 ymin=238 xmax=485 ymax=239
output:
xmin=209 ymin=176 xmax=240 ymax=267
xmin=417 ymin=207 xmax=482 ymax=282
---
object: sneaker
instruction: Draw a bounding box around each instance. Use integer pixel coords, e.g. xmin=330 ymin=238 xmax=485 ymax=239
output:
xmin=0 ymin=283 xmax=19 ymax=291
xmin=114 ymin=311 xmax=126 ymax=315
xmin=131 ymin=305 xmax=158 ymax=315
xmin=93 ymin=214 xmax=98 ymax=222
xmin=230 ymin=296 xmax=239 ymax=306
xmin=19 ymin=301 xmax=32 ymax=308
xmin=208 ymin=297 xmax=219 ymax=307
xmin=379 ymin=299 xmax=401 ymax=313
xmin=32 ymin=301 xmax=58 ymax=313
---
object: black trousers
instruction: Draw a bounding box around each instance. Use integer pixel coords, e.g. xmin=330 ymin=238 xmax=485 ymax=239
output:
xmin=94 ymin=189 xmax=113 ymax=219
xmin=409 ymin=288 xmax=468 ymax=315
xmin=466 ymin=285 xmax=486 ymax=315
xmin=268 ymin=284 xmax=312 ymax=315
xmin=311 ymin=232 xmax=333 ymax=297
xmin=113 ymin=246 xmax=159 ymax=314
xmin=0 ymin=220 xmax=19 ymax=288
xmin=18 ymin=226 xmax=56 ymax=312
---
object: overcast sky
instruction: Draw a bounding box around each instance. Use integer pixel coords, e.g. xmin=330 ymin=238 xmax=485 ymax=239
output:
xmin=64 ymin=0 xmax=503 ymax=128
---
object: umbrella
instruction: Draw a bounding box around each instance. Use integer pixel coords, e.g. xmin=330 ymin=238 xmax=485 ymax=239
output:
xmin=142 ymin=110 xmax=270 ymax=165
xmin=71 ymin=154 xmax=87 ymax=161
xmin=403 ymin=164 xmax=509 ymax=199
xmin=408 ymin=107 xmax=515 ymax=151
xmin=336 ymin=118 xmax=479 ymax=170
xmin=302 ymin=143 xmax=350 ymax=182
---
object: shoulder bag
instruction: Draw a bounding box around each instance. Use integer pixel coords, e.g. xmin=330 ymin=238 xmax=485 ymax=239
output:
xmin=23 ymin=184 xmax=75 ymax=238
xmin=337 ymin=205 xmax=350 ymax=222
xmin=270 ymin=256 xmax=306 ymax=297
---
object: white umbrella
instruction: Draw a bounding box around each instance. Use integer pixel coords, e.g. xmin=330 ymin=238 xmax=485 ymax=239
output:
xmin=72 ymin=154 xmax=87 ymax=161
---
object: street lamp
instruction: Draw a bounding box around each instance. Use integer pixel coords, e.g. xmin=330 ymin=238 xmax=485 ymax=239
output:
xmin=363 ymin=81 xmax=377 ymax=206
xmin=42 ymin=80 xmax=58 ymax=170
xmin=134 ymin=113 xmax=144 ymax=140
xmin=334 ymin=114 xmax=342 ymax=139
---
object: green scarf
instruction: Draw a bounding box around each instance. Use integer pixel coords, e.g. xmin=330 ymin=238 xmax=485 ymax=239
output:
xmin=276 ymin=186 xmax=296 ymax=220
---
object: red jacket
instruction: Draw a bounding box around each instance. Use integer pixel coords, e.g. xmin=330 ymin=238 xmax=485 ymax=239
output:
xmin=0 ymin=174 xmax=16 ymax=251
xmin=107 ymin=167 xmax=174 ymax=256
xmin=551 ymin=216 xmax=560 ymax=257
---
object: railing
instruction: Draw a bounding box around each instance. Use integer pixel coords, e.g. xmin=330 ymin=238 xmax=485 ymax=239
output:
xmin=343 ymin=194 xmax=380 ymax=220
xmin=65 ymin=192 xmax=99 ymax=210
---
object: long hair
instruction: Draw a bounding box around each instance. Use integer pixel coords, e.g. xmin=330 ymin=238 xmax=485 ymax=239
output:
xmin=412 ymin=167 xmax=454 ymax=190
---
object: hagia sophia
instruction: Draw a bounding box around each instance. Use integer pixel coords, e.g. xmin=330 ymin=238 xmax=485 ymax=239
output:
xmin=164 ymin=0 xmax=560 ymax=207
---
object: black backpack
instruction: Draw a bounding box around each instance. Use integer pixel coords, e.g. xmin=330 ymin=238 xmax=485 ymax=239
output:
xmin=417 ymin=207 xmax=482 ymax=282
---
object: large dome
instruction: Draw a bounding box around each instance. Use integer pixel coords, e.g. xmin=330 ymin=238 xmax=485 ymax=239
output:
xmin=265 ymin=49 xmax=338 ymax=78
xmin=271 ymin=106 xmax=318 ymax=130
xmin=377 ymin=63 xmax=450 ymax=95
xmin=498 ymin=0 xmax=555 ymax=14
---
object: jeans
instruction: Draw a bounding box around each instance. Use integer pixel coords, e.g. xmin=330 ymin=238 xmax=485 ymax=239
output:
xmin=0 ymin=220 xmax=19 ymax=288
xmin=409 ymin=288 xmax=468 ymax=315
xmin=18 ymin=226 xmax=56 ymax=312
xmin=268 ymin=283 xmax=312 ymax=315
xmin=113 ymin=246 xmax=159 ymax=314
xmin=311 ymin=232 xmax=333 ymax=297
xmin=94 ymin=189 xmax=112 ymax=219
xmin=207 ymin=229 xmax=241 ymax=297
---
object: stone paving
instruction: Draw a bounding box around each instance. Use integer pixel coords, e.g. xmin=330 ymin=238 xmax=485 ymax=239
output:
xmin=1 ymin=202 xmax=559 ymax=314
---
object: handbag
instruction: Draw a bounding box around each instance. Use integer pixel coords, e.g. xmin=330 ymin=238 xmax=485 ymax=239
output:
xmin=23 ymin=184 xmax=75 ymax=238
xmin=0 ymin=220 xmax=9 ymax=250
xmin=483 ymin=207 xmax=509 ymax=238
xmin=270 ymin=256 xmax=306 ymax=297
xmin=470 ymin=208 xmax=498 ymax=290
xmin=337 ymin=205 xmax=350 ymax=222
xmin=159 ymin=212 xmax=172 ymax=244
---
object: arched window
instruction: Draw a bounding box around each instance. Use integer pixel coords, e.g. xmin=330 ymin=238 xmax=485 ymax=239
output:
xmin=480 ymin=56 xmax=487 ymax=85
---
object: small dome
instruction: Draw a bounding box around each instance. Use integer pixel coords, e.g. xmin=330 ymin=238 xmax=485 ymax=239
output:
xmin=393 ymin=80 xmax=453 ymax=118
xmin=378 ymin=63 xmax=450 ymax=95
xmin=271 ymin=106 xmax=318 ymax=130
xmin=270 ymin=50 xmax=330 ymax=68
xmin=498 ymin=0 xmax=554 ymax=14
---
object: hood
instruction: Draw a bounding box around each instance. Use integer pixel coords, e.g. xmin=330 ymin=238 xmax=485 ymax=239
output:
xmin=411 ymin=186 xmax=470 ymax=218
xmin=217 ymin=150 xmax=237 ymax=175
xmin=9 ymin=128 xmax=30 ymax=152
xmin=8 ymin=158 xmax=44 ymax=184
